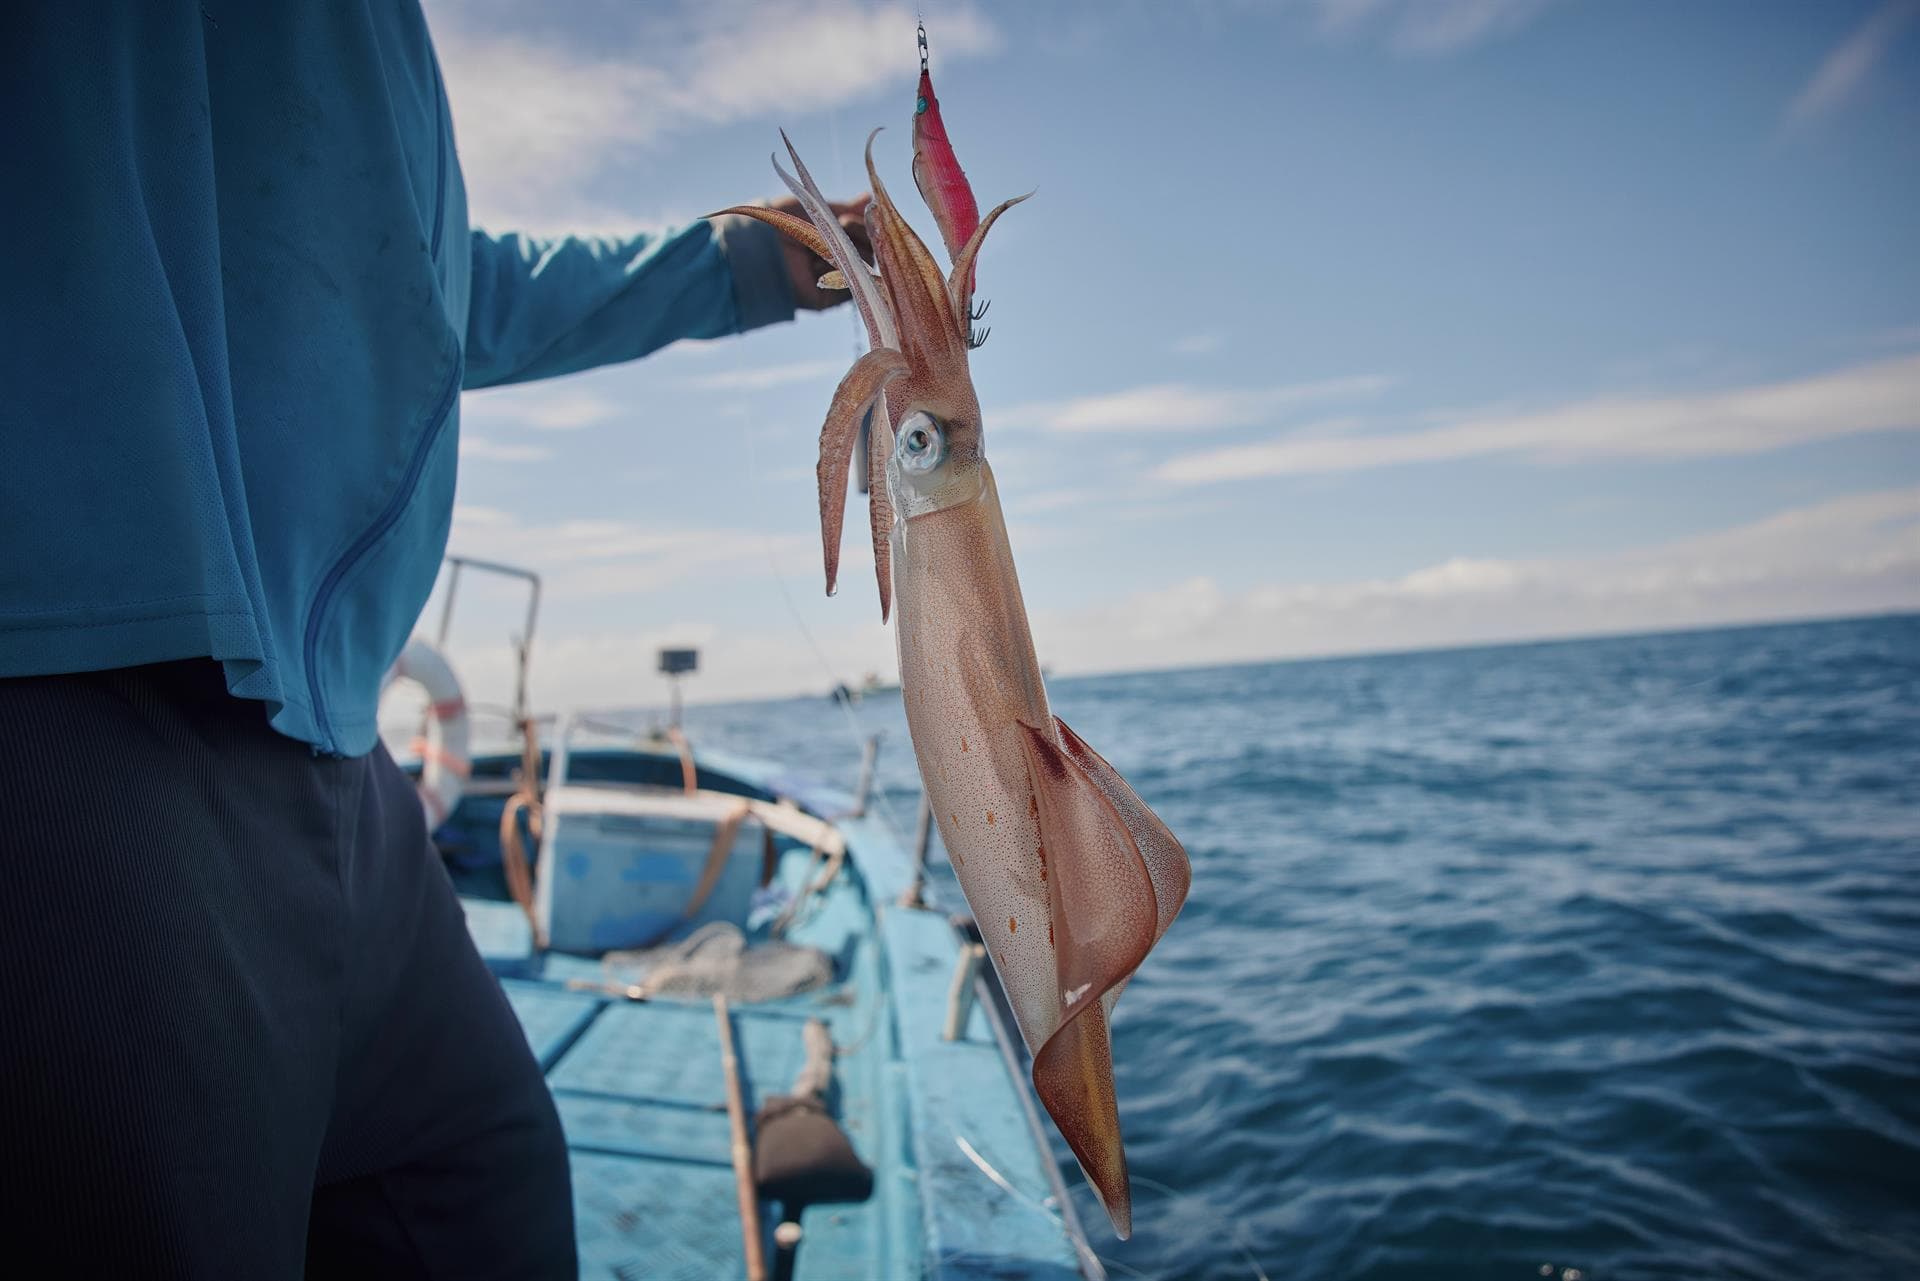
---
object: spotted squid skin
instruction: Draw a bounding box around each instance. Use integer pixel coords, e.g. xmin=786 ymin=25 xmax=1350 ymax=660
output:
xmin=894 ymin=462 xmax=1180 ymax=1238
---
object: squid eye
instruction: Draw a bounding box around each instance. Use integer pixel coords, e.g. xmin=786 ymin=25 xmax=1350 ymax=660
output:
xmin=897 ymin=411 xmax=945 ymax=473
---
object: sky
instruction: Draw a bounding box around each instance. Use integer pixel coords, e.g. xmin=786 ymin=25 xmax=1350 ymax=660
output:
xmin=415 ymin=0 xmax=1920 ymax=715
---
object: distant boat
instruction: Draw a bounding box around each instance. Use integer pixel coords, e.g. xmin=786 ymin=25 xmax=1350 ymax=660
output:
xmin=830 ymin=671 xmax=900 ymax=704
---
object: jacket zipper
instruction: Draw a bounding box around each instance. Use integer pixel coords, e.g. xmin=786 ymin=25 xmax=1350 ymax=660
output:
xmin=304 ymin=70 xmax=458 ymax=752
xmin=427 ymin=56 xmax=448 ymax=260
xmin=303 ymin=356 xmax=462 ymax=751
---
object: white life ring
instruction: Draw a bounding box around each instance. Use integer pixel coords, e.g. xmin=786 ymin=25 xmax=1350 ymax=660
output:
xmin=384 ymin=636 xmax=471 ymax=828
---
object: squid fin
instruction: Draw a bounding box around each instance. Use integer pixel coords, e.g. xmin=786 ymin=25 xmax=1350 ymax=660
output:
xmin=817 ymin=349 xmax=907 ymax=597
xmin=1052 ymin=716 xmax=1190 ymax=944
xmin=1018 ymin=720 xmax=1165 ymax=1240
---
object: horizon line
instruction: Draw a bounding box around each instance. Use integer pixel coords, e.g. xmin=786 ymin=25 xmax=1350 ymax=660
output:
xmin=572 ymin=604 xmax=1920 ymax=717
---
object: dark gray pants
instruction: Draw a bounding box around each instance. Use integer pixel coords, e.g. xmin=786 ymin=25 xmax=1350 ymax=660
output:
xmin=0 ymin=660 xmax=574 ymax=1278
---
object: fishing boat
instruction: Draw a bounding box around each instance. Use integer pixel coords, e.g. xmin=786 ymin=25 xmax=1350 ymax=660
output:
xmin=391 ymin=557 xmax=1105 ymax=1280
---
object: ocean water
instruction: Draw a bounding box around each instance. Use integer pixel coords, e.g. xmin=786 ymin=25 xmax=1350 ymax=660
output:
xmin=677 ymin=614 xmax=1920 ymax=1281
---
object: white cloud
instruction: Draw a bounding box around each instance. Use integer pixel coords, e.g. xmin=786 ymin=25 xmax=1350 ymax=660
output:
xmin=1786 ymin=0 xmax=1919 ymax=125
xmin=426 ymin=1 xmax=998 ymax=233
xmin=1028 ymin=486 xmax=1920 ymax=678
xmin=459 ymin=436 xmax=553 ymax=463
xmin=422 ymin=488 xmax=1919 ymax=707
xmin=521 ymin=392 xmax=620 ymax=431
xmin=1312 ymin=0 xmax=1561 ymax=55
xmin=463 ymin=385 xmax=620 ymax=432
xmin=1001 ymin=375 xmax=1389 ymax=433
xmin=442 ymin=615 xmax=899 ymax=720
xmin=445 ymin=504 xmax=822 ymax=599
xmin=1014 ymin=488 xmax=1097 ymax=514
xmin=1157 ymin=353 xmax=1920 ymax=484
xmin=448 ymin=502 xmax=514 ymax=528
xmin=686 ymin=359 xmax=847 ymax=392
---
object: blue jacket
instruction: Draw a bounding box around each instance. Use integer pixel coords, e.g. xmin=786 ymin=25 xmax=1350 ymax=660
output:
xmin=0 ymin=4 xmax=795 ymax=754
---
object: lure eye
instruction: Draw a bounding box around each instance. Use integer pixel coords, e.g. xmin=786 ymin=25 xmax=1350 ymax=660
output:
xmin=897 ymin=411 xmax=944 ymax=474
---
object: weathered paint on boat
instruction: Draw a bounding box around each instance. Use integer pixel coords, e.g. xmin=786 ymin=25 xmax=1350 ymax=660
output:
xmin=443 ymin=737 xmax=1102 ymax=1280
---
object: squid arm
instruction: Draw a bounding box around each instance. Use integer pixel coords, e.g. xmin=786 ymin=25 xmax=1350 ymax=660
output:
xmin=712 ymin=133 xmax=903 ymax=614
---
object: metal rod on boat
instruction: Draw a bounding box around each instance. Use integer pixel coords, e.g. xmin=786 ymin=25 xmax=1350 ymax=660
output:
xmin=942 ymin=943 xmax=986 ymax=1041
xmin=713 ymin=995 xmax=769 ymax=1281
xmin=899 ymin=791 xmax=934 ymax=908
xmin=850 ymin=733 xmax=880 ymax=818
xmin=435 ymin=559 xmax=463 ymax=645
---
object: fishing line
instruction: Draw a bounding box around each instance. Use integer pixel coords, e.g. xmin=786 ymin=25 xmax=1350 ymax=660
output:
xmin=956 ymin=1122 xmax=1261 ymax=1281
xmin=1133 ymin=1174 xmax=1270 ymax=1281
xmin=952 ymin=1135 xmax=1121 ymax=1281
xmin=736 ymin=411 xmax=910 ymax=845
xmin=1056 ymin=1169 xmax=1271 ymax=1281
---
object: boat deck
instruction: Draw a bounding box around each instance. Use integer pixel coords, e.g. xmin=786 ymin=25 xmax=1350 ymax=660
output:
xmin=456 ymin=746 xmax=1093 ymax=1280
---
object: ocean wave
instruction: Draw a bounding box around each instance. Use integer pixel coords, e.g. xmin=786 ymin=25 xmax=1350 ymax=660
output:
xmin=683 ymin=614 xmax=1920 ymax=1280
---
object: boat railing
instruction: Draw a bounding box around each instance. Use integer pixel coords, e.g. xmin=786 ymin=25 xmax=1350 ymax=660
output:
xmin=433 ymin=554 xmax=542 ymax=731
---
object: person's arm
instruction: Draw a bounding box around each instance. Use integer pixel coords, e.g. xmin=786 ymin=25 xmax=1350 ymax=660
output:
xmin=463 ymin=194 xmax=874 ymax=391
xmin=462 ymin=215 xmax=795 ymax=390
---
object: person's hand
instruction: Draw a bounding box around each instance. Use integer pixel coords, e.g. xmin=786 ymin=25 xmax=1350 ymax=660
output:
xmin=771 ymin=194 xmax=873 ymax=312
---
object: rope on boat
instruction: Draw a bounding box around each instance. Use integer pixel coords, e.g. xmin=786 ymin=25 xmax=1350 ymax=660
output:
xmin=675 ymin=800 xmax=755 ymax=935
xmin=591 ymin=922 xmax=833 ymax=1004
xmin=666 ymin=724 xmax=698 ymax=795
xmin=769 ymin=824 xmax=847 ymax=939
xmin=498 ymin=710 xmax=545 ymax=945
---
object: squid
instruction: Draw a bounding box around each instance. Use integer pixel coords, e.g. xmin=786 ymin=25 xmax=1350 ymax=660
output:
xmin=714 ymin=36 xmax=1189 ymax=1240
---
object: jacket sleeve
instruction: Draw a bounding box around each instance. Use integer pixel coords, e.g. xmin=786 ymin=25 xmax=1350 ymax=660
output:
xmin=462 ymin=214 xmax=796 ymax=390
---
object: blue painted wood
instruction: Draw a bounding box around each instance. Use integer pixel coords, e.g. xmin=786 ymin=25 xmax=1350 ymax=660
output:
xmin=555 ymin=1093 xmax=732 ymax=1168
xmin=570 ymin=1150 xmax=751 ymax=1281
xmin=550 ymin=1001 xmax=803 ymax=1116
xmin=833 ymin=812 xmax=918 ymax=906
xmin=454 ymin=739 xmax=1096 ymax=1280
xmin=542 ymin=806 xmax=766 ymax=953
xmin=460 ymin=896 xmax=535 ymax=977
xmin=500 ymin=981 xmax=602 ymax=1070
xmin=880 ymin=906 xmax=1087 ymax=1280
